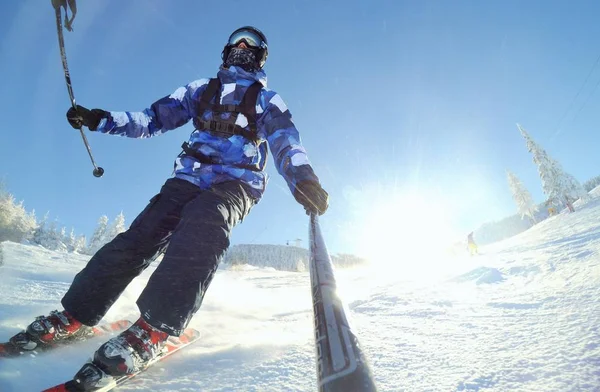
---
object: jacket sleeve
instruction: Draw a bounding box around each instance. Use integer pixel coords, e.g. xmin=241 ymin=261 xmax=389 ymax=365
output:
xmin=258 ymin=90 xmax=320 ymax=194
xmin=95 ymin=79 xmax=209 ymax=138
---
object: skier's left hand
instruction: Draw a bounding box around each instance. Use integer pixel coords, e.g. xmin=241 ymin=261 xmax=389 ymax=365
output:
xmin=293 ymin=181 xmax=329 ymax=216
xmin=66 ymin=105 xmax=108 ymax=131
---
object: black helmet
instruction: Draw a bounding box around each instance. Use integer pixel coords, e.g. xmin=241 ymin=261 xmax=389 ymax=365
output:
xmin=222 ymin=26 xmax=269 ymax=69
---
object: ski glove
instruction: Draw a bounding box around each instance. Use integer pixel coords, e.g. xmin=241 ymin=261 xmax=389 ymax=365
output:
xmin=293 ymin=180 xmax=329 ymax=216
xmin=66 ymin=105 xmax=108 ymax=131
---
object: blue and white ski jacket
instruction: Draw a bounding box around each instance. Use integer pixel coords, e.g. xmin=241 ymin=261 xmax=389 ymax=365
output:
xmin=95 ymin=65 xmax=319 ymax=199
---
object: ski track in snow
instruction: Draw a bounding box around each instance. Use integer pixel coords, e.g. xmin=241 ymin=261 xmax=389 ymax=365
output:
xmin=1 ymin=199 xmax=600 ymax=391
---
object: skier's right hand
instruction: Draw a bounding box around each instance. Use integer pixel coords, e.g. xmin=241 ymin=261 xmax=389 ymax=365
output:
xmin=66 ymin=105 xmax=108 ymax=131
xmin=293 ymin=180 xmax=329 ymax=216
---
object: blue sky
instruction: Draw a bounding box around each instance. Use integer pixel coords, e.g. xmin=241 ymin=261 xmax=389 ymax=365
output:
xmin=1 ymin=0 xmax=600 ymax=256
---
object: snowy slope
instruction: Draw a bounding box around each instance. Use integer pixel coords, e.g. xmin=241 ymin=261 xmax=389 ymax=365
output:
xmin=1 ymin=199 xmax=600 ymax=391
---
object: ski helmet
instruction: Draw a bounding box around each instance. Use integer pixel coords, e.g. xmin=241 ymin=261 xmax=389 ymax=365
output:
xmin=222 ymin=26 xmax=269 ymax=69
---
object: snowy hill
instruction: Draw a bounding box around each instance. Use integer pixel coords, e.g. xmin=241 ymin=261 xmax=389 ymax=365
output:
xmin=1 ymin=198 xmax=600 ymax=391
xmin=472 ymin=186 xmax=600 ymax=246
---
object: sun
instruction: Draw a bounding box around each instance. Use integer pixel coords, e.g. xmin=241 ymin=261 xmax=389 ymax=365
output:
xmin=347 ymin=190 xmax=459 ymax=281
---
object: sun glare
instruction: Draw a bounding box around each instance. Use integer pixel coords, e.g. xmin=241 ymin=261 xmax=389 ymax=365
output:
xmin=347 ymin=190 xmax=459 ymax=281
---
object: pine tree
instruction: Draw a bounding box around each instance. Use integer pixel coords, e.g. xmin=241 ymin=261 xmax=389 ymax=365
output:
xmin=32 ymin=212 xmax=49 ymax=246
xmin=65 ymin=228 xmax=77 ymax=252
xmin=506 ymin=170 xmax=538 ymax=223
xmin=0 ymin=189 xmax=15 ymax=239
xmin=583 ymin=175 xmax=600 ymax=192
xmin=104 ymin=212 xmax=126 ymax=243
xmin=0 ymin=182 xmax=89 ymax=252
xmin=0 ymin=184 xmax=37 ymax=243
xmin=561 ymin=172 xmax=588 ymax=212
xmin=15 ymin=206 xmax=37 ymax=242
xmin=74 ymin=235 xmax=87 ymax=253
xmin=86 ymin=215 xmax=109 ymax=255
xmin=41 ymin=220 xmax=67 ymax=251
xmin=563 ymin=173 xmax=588 ymax=201
xmin=517 ymin=124 xmax=584 ymax=212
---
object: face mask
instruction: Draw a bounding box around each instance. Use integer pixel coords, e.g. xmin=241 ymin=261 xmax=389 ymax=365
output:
xmin=224 ymin=47 xmax=258 ymax=72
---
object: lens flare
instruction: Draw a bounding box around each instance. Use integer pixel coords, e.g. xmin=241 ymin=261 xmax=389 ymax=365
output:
xmin=342 ymin=186 xmax=461 ymax=281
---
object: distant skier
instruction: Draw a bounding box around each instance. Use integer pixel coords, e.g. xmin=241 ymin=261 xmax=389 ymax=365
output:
xmin=9 ymin=27 xmax=328 ymax=376
xmin=467 ymin=231 xmax=478 ymax=256
xmin=545 ymin=200 xmax=557 ymax=216
xmin=564 ymin=196 xmax=575 ymax=213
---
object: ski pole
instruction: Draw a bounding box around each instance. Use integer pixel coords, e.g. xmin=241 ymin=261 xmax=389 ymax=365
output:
xmin=52 ymin=0 xmax=104 ymax=178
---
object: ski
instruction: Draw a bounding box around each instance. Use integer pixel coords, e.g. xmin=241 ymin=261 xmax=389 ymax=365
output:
xmin=0 ymin=320 xmax=131 ymax=359
xmin=42 ymin=327 xmax=201 ymax=392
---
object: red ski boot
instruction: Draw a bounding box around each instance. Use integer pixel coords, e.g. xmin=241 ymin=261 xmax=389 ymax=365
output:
xmin=14 ymin=310 xmax=92 ymax=351
xmin=92 ymin=317 xmax=170 ymax=376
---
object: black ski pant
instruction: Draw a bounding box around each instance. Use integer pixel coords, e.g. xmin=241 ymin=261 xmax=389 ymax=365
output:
xmin=62 ymin=178 xmax=256 ymax=335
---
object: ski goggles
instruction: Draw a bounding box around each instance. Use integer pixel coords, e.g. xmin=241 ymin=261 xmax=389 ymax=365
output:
xmin=227 ymin=29 xmax=266 ymax=49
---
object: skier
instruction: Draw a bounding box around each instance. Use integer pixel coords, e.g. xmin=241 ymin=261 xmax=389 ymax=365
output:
xmin=10 ymin=26 xmax=328 ymax=375
xmin=545 ymin=199 xmax=557 ymax=216
xmin=564 ymin=196 xmax=575 ymax=213
xmin=467 ymin=231 xmax=478 ymax=256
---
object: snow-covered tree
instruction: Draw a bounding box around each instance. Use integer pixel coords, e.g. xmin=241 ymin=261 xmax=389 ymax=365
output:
xmin=563 ymin=173 xmax=588 ymax=200
xmin=84 ymin=212 xmax=127 ymax=255
xmin=9 ymin=202 xmax=37 ymax=242
xmin=40 ymin=220 xmax=68 ymax=251
xmin=583 ymin=175 xmax=600 ymax=192
xmin=59 ymin=227 xmax=67 ymax=245
xmin=86 ymin=215 xmax=109 ymax=255
xmin=506 ymin=170 xmax=538 ymax=223
xmin=0 ymin=184 xmax=37 ymax=243
xmin=0 ymin=183 xmax=123 ymax=254
xmin=32 ymin=212 xmax=49 ymax=246
xmin=518 ymin=124 xmax=585 ymax=212
xmin=104 ymin=212 xmax=126 ymax=243
xmin=74 ymin=235 xmax=87 ymax=253
xmin=562 ymin=172 xmax=589 ymax=211
xmin=32 ymin=214 xmax=87 ymax=253
xmin=64 ymin=228 xmax=77 ymax=252
xmin=31 ymin=213 xmax=67 ymax=251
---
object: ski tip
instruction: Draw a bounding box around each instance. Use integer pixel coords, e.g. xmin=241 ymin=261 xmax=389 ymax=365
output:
xmin=179 ymin=328 xmax=201 ymax=343
xmin=91 ymin=319 xmax=133 ymax=335
xmin=41 ymin=384 xmax=69 ymax=392
xmin=42 ymin=377 xmax=102 ymax=392
xmin=114 ymin=320 xmax=133 ymax=329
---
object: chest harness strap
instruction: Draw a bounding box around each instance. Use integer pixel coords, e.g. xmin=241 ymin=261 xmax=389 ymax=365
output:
xmin=181 ymin=78 xmax=263 ymax=167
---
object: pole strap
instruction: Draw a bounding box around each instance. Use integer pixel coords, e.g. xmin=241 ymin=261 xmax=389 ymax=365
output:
xmin=51 ymin=0 xmax=77 ymax=32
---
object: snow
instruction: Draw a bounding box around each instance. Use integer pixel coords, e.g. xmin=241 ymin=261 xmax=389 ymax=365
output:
xmin=1 ymin=199 xmax=600 ymax=391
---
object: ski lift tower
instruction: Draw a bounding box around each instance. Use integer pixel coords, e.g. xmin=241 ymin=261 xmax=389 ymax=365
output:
xmin=286 ymin=239 xmax=303 ymax=247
